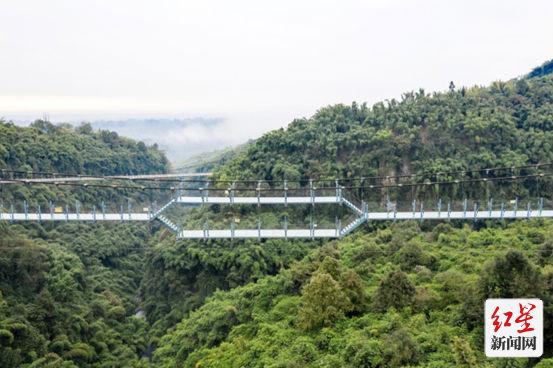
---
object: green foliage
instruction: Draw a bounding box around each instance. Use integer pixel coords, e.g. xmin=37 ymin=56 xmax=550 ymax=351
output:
xmin=0 ymin=223 xmax=152 ymax=367
xmin=382 ymin=328 xmax=418 ymax=367
xmin=0 ymin=122 xmax=166 ymax=366
xmin=216 ymin=70 xmax=553 ymax=203
xmin=141 ymin=237 xmax=316 ymax=340
xmin=0 ymin=120 xmax=169 ymax=211
xmin=536 ymin=358 xmax=553 ymax=368
xmin=154 ymin=220 xmax=553 ymax=367
xmin=452 ymin=337 xmax=478 ymax=368
xmin=394 ymin=242 xmax=437 ymax=271
xmin=480 ymin=250 xmax=543 ymax=298
xmin=529 ymin=59 xmax=553 ymax=79
xmin=298 ymin=254 xmax=366 ymax=330
xmin=373 ymin=270 xmax=416 ymax=312
xmin=298 ymin=272 xmax=350 ymax=330
xmin=5 ymin=61 xmax=553 ymax=367
xmin=0 ymin=120 xmax=169 ymax=176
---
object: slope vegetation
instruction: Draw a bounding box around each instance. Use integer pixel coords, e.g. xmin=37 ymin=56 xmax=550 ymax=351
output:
xmin=0 ymin=121 xmax=168 ymax=367
xmin=152 ymin=64 xmax=553 ymax=367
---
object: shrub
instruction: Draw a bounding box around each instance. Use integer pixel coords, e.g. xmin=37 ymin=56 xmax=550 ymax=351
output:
xmin=373 ymin=271 xmax=416 ymax=312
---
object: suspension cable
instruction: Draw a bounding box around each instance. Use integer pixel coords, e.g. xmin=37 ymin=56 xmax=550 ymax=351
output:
xmin=0 ymin=172 xmax=551 ymax=192
xmin=0 ymin=162 xmax=552 ymax=185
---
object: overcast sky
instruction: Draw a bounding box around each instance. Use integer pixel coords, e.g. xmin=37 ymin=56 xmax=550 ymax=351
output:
xmin=1 ymin=0 xmax=552 ymax=147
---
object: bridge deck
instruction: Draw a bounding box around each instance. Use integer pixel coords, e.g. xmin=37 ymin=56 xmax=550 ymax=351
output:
xmin=0 ymin=213 xmax=150 ymax=221
xmin=179 ymin=229 xmax=339 ymax=239
xmin=1 ymin=210 xmax=551 ymax=223
xmin=176 ymin=196 xmax=340 ymax=204
xmin=369 ymin=210 xmax=553 ymax=220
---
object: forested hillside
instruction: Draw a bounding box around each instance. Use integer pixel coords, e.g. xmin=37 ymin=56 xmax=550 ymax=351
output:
xmin=150 ymin=62 xmax=553 ymax=367
xmin=0 ymin=122 xmax=169 ymax=367
xmin=155 ymin=221 xmax=553 ymax=367
xmin=217 ymin=60 xmax=553 ymax=201
xmin=0 ymin=222 xmax=152 ymax=367
xmin=0 ymin=120 xmax=168 ymax=175
xmin=0 ymin=121 xmax=169 ymax=206
xmin=3 ymin=61 xmax=553 ymax=367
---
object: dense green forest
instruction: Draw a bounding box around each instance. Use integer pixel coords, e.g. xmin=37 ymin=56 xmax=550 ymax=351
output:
xmin=2 ymin=60 xmax=553 ymax=367
xmin=0 ymin=120 xmax=168 ymax=176
xmin=0 ymin=121 xmax=170 ymax=207
xmin=155 ymin=221 xmax=553 ymax=368
xmin=151 ymin=60 xmax=553 ymax=367
xmin=0 ymin=122 xmax=170 ymax=366
xmin=221 ymin=60 xmax=553 ymax=181
xmin=217 ymin=58 xmax=553 ymax=203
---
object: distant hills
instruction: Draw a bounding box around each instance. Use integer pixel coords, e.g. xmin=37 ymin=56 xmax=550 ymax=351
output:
xmin=13 ymin=117 xmax=242 ymax=163
xmin=80 ymin=117 xmax=238 ymax=162
xmin=173 ymin=142 xmax=250 ymax=173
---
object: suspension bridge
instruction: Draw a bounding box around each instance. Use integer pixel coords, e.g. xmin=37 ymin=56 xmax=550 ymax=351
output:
xmin=1 ymin=169 xmax=552 ymax=239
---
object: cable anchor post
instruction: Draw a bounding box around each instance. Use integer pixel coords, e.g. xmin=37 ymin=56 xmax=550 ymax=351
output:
xmin=284 ymin=216 xmax=288 ymax=240
xmin=177 ymin=177 xmax=184 ymax=199
xmin=257 ymin=180 xmax=261 ymax=207
xmin=309 ymin=179 xmax=315 ymax=207
xmin=177 ymin=223 xmax=183 ymax=239
xmin=310 ymin=215 xmax=314 ymax=240
xmin=283 ymin=180 xmax=288 ymax=207
xmin=203 ymin=220 xmax=210 ymax=239
xmin=229 ymin=182 xmax=235 ymax=205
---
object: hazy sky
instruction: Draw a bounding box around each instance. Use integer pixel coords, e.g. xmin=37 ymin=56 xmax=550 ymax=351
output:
xmin=1 ymin=0 xmax=553 ymax=147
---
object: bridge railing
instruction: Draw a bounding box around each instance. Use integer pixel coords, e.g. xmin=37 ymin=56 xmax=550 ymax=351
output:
xmin=0 ymin=199 xmax=155 ymax=220
xmin=361 ymin=196 xmax=552 ymax=220
xmin=180 ymin=177 xmax=349 ymax=199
